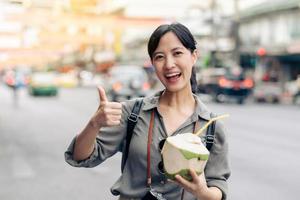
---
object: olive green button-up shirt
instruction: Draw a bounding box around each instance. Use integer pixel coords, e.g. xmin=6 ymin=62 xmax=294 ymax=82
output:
xmin=65 ymin=91 xmax=230 ymax=200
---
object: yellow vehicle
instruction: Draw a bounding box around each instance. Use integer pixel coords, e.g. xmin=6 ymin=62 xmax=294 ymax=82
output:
xmin=57 ymin=73 xmax=78 ymax=88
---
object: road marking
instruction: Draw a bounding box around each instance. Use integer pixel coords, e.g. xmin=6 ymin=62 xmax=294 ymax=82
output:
xmin=11 ymin=145 xmax=36 ymax=179
xmin=12 ymin=156 xmax=35 ymax=179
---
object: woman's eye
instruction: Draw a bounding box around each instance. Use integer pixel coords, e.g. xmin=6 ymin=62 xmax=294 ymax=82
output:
xmin=154 ymin=55 xmax=164 ymax=60
xmin=174 ymin=51 xmax=183 ymax=56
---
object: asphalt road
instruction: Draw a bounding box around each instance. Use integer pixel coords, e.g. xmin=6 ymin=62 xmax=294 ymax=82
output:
xmin=0 ymin=84 xmax=299 ymax=200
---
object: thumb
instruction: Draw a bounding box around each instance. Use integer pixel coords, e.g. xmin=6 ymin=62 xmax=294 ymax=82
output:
xmin=97 ymin=86 xmax=108 ymax=102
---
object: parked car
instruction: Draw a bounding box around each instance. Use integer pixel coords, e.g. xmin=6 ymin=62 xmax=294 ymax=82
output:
xmin=294 ymin=91 xmax=300 ymax=105
xmin=215 ymin=71 xmax=254 ymax=104
xmin=197 ymin=68 xmax=226 ymax=95
xmin=107 ymin=65 xmax=151 ymax=101
xmin=292 ymin=75 xmax=300 ymax=105
xmin=253 ymin=82 xmax=282 ymax=103
xmin=28 ymin=72 xmax=58 ymax=96
xmin=197 ymin=67 xmax=254 ymax=104
xmin=252 ymin=58 xmax=284 ymax=103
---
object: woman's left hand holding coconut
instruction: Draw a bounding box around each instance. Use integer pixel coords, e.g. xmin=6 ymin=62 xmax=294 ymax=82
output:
xmin=175 ymin=170 xmax=222 ymax=200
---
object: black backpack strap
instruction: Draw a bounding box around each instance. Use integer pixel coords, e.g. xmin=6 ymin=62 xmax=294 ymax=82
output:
xmin=206 ymin=113 xmax=216 ymax=151
xmin=121 ymin=98 xmax=143 ymax=172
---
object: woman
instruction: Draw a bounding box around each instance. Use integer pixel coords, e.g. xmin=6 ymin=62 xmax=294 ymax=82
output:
xmin=65 ymin=22 xmax=230 ymax=200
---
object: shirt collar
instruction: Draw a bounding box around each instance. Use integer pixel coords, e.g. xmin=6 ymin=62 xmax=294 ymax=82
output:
xmin=142 ymin=90 xmax=161 ymax=111
xmin=142 ymin=90 xmax=211 ymax=121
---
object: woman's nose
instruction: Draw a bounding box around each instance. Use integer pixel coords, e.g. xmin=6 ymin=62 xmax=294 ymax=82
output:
xmin=164 ymin=56 xmax=175 ymax=69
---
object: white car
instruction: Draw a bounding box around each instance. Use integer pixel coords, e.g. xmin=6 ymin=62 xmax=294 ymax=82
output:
xmin=253 ymin=82 xmax=282 ymax=103
xmin=107 ymin=65 xmax=151 ymax=101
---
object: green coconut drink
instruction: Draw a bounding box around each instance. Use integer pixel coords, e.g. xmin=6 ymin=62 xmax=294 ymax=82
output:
xmin=161 ymin=133 xmax=209 ymax=181
xmin=160 ymin=114 xmax=229 ymax=181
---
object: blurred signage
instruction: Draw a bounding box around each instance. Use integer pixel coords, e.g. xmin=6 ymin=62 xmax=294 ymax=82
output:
xmin=0 ymin=36 xmax=22 ymax=48
xmin=70 ymin=0 xmax=99 ymax=12
xmin=0 ymin=21 xmax=22 ymax=33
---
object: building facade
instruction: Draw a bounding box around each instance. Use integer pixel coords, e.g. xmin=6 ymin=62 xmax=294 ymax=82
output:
xmin=239 ymin=0 xmax=300 ymax=82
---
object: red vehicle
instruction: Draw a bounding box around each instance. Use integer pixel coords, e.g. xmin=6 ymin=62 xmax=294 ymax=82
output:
xmin=215 ymin=71 xmax=254 ymax=104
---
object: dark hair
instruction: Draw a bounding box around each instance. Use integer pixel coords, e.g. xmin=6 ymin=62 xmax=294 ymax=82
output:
xmin=147 ymin=22 xmax=198 ymax=93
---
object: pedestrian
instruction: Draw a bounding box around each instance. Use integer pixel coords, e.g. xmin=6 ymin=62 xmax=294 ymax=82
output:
xmin=65 ymin=22 xmax=230 ymax=200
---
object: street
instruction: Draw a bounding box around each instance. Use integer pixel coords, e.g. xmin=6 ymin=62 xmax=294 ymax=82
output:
xmin=0 ymin=84 xmax=299 ymax=200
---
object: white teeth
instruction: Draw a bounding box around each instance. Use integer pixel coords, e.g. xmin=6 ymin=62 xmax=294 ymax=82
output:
xmin=165 ymin=73 xmax=180 ymax=78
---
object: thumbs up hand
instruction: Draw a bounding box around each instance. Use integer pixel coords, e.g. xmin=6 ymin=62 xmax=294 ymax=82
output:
xmin=91 ymin=86 xmax=123 ymax=128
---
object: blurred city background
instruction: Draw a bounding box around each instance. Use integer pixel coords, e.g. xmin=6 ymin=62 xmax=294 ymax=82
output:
xmin=0 ymin=0 xmax=300 ymax=199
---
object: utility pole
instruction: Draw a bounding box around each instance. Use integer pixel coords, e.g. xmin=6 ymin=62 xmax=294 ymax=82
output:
xmin=210 ymin=0 xmax=217 ymax=68
xmin=233 ymin=0 xmax=240 ymax=66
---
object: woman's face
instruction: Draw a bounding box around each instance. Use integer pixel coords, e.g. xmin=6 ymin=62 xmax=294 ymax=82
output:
xmin=151 ymin=31 xmax=197 ymax=93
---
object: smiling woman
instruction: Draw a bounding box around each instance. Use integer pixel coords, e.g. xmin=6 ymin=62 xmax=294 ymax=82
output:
xmin=65 ymin=22 xmax=230 ymax=200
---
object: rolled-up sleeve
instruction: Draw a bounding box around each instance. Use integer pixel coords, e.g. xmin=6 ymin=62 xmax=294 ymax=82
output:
xmin=64 ymin=137 xmax=101 ymax=167
xmin=205 ymin=121 xmax=231 ymax=200
xmin=64 ymin=100 xmax=134 ymax=168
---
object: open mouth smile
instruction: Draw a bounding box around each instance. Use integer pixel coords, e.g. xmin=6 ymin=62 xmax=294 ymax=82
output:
xmin=165 ymin=72 xmax=182 ymax=82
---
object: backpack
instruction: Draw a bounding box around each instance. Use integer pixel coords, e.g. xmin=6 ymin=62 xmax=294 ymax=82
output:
xmin=121 ymin=99 xmax=216 ymax=172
